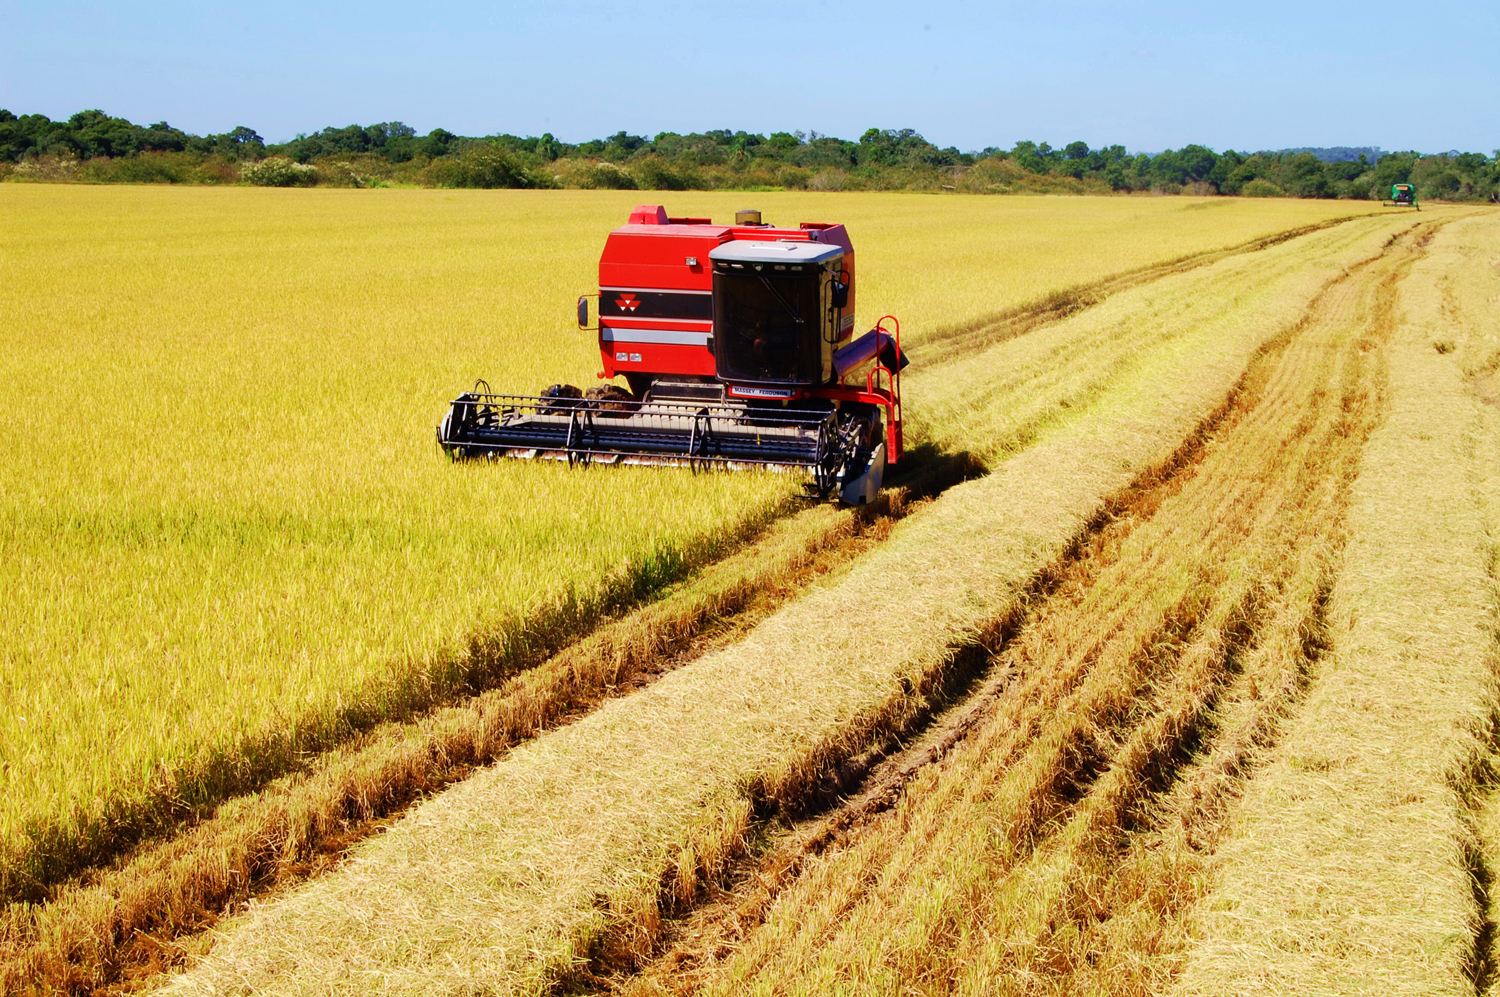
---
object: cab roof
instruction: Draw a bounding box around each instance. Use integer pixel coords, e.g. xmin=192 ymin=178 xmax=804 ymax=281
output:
xmin=709 ymin=240 xmax=843 ymax=265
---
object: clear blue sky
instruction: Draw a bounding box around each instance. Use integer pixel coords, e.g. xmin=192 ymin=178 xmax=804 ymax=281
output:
xmin=2 ymin=0 xmax=1496 ymax=154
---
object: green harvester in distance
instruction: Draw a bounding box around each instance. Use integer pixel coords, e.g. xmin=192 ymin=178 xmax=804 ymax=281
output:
xmin=1384 ymin=182 xmax=1419 ymax=209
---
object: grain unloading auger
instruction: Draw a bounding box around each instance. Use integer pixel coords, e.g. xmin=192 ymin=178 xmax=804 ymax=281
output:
xmin=438 ymin=206 xmax=908 ymax=504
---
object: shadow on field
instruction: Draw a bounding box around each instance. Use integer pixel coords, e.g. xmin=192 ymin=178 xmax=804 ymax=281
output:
xmin=885 ymin=440 xmax=988 ymax=498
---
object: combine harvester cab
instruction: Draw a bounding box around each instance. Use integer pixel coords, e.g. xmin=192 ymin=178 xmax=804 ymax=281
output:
xmin=438 ymin=205 xmax=907 ymax=504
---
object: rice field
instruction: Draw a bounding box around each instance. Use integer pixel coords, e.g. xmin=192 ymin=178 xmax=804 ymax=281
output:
xmin=149 ymin=212 xmax=1427 ymax=995
xmin=0 ymin=185 xmax=1383 ymax=910
xmin=9 ymin=183 xmax=1484 ymax=996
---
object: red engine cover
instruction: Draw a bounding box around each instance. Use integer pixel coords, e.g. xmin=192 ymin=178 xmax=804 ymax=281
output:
xmin=596 ymin=205 xmax=855 ymax=383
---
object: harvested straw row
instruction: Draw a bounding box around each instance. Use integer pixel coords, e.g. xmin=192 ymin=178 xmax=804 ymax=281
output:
xmin=1178 ymin=217 xmax=1500 ymax=996
xmin=916 ymin=213 xmax=1372 ymax=368
xmin=941 ymin=235 xmax=1409 ymax=997
xmin=598 ymin=419 xmax=1218 ymax=994
xmin=623 ymin=216 xmax=1408 ymax=997
xmin=160 ymin=216 xmax=1417 ymax=996
xmin=1441 ymin=213 xmax=1500 ymax=988
xmin=617 ymin=544 xmax=1342 ymax=997
xmin=0 ymin=499 xmax=911 ymax=997
xmin=902 ymin=213 xmax=1413 ymax=465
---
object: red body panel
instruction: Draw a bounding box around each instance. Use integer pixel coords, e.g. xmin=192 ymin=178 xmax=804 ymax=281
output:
xmin=602 ymin=340 xmax=717 ymax=377
xmin=593 ymin=205 xmax=897 ymax=461
xmin=599 ymin=226 xmax=725 ymax=291
xmin=596 ymin=210 xmax=857 ymax=380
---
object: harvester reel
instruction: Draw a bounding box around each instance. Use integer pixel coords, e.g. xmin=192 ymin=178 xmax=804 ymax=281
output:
xmin=806 ymin=406 xmax=883 ymax=501
xmin=687 ymin=408 xmax=717 ymax=473
xmin=437 ymin=389 xmax=861 ymax=496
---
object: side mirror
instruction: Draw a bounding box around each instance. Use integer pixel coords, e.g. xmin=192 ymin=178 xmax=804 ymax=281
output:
xmin=831 ymin=280 xmax=849 ymax=310
xmin=577 ymin=295 xmax=590 ymax=329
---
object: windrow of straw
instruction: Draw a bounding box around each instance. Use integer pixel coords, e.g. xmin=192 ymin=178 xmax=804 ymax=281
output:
xmin=1179 ymin=214 xmax=1500 ymax=996
xmin=1432 ymin=213 xmax=1500 ymax=991
xmin=611 ymin=211 xmax=1426 ymax=997
xmin=0 ymin=496 xmax=923 ymax=996
xmin=899 ymin=213 xmax=1430 ymax=467
xmin=157 ymin=215 xmax=1420 ymax=996
xmin=914 ymin=213 xmax=1371 ymax=368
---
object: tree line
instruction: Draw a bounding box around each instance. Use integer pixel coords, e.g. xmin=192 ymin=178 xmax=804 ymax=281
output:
xmin=2 ymin=109 xmax=1496 ymax=202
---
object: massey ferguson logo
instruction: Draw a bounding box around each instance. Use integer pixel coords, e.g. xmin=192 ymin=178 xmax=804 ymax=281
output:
xmin=615 ymin=292 xmax=640 ymax=313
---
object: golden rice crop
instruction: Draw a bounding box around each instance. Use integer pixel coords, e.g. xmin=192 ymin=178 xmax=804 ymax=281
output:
xmin=159 ymin=211 xmax=1415 ymax=997
xmin=0 ymin=184 xmax=1384 ymax=906
xmin=0 ymin=186 xmax=797 ymax=901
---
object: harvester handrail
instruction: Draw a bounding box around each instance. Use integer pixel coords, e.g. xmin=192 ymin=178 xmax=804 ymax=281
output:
xmin=872 ymin=315 xmax=903 ymax=461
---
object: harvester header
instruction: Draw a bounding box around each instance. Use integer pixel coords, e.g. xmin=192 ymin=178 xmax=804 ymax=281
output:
xmin=438 ymin=206 xmax=907 ymax=504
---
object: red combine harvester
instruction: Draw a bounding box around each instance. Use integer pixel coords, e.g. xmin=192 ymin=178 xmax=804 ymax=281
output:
xmin=438 ymin=205 xmax=907 ymax=504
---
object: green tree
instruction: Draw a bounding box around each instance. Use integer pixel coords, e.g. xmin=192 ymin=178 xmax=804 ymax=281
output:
xmin=426 ymin=145 xmax=548 ymax=189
